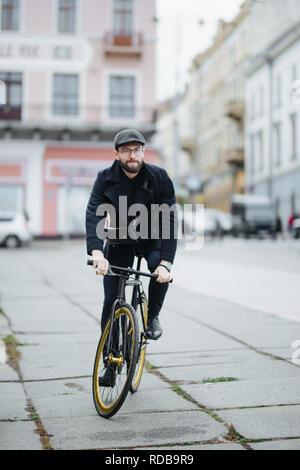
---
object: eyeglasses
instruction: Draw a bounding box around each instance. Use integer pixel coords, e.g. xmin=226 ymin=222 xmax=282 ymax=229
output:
xmin=118 ymin=147 xmax=144 ymax=156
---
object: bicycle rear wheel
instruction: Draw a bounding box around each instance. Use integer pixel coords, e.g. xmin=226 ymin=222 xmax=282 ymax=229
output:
xmin=92 ymin=304 xmax=139 ymax=418
xmin=130 ymin=297 xmax=148 ymax=393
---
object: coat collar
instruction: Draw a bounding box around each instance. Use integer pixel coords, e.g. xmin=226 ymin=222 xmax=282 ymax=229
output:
xmin=103 ymin=159 xmax=155 ymax=184
xmin=103 ymin=159 xmax=155 ymax=209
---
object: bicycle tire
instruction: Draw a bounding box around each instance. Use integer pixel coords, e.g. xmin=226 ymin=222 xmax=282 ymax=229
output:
xmin=92 ymin=304 xmax=139 ymax=418
xmin=130 ymin=298 xmax=148 ymax=393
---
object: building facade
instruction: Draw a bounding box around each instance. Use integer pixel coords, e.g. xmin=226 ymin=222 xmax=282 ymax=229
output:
xmin=245 ymin=23 xmax=300 ymax=227
xmin=187 ymin=2 xmax=250 ymax=211
xmin=155 ymin=1 xmax=251 ymax=210
xmin=0 ymin=0 xmax=157 ymax=236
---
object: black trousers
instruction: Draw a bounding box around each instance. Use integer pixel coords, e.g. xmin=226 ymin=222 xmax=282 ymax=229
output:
xmin=101 ymin=243 xmax=169 ymax=332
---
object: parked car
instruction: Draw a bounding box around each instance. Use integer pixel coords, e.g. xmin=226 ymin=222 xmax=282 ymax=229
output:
xmin=204 ymin=209 xmax=219 ymax=236
xmin=292 ymin=217 xmax=300 ymax=239
xmin=179 ymin=206 xmax=232 ymax=239
xmin=207 ymin=209 xmax=233 ymax=236
xmin=181 ymin=207 xmax=218 ymax=237
xmin=230 ymin=194 xmax=277 ymax=239
xmin=0 ymin=211 xmax=32 ymax=248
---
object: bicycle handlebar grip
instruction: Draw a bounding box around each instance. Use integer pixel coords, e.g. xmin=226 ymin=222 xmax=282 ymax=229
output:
xmin=87 ymin=259 xmax=173 ymax=283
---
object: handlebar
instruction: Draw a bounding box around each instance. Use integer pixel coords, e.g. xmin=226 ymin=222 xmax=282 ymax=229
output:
xmin=87 ymin=259 xmax=173 ymax=283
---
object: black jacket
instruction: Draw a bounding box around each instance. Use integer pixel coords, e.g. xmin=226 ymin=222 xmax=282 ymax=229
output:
xmin=85 ymin=159 xmax=177 ymax=263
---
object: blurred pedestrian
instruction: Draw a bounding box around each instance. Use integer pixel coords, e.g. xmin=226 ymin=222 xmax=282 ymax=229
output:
xmin=288 ymin=212 xmax=300 ymax=234
xmin=288 ymin=213 xmax=295 ymax=234
xmin=276 ymin=214 xmax=283 ymax=239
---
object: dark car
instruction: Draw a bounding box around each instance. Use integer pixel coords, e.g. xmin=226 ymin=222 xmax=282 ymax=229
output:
xmin=231 ymin=195 xmax=277 ymax=239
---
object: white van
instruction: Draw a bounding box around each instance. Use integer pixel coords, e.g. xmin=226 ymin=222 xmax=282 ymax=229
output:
xmin=0 ymin=211 xmax=32 ymax=248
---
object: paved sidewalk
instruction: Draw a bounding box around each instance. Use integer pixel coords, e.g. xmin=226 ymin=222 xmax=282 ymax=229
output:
xmin=1 ymin=241 xmax=300 ymax=450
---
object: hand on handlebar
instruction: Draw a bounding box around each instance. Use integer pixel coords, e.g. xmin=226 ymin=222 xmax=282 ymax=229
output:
xmin=153 ymin=265 xmax=173 ymax=284
xmin=91 ymin=250 xmax=109 ymax=276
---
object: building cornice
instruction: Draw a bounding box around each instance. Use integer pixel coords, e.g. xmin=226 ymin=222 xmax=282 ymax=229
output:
xmin=190 ymin=0 xmax=250 ymax=73
xmin=247 ymin=21 xmax=300 ymax=76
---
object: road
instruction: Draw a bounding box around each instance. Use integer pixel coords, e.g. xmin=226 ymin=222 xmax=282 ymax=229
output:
xmin=1 ymin=238 xmax=300 ymax=451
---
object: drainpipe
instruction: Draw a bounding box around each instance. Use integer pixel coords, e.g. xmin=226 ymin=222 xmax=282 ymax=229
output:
xmin=267 ymin=56 xmax=273 ymax=200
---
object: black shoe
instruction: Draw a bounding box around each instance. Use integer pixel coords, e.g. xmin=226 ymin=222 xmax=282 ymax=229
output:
xmin=145 ymin=316 xmax=163 ymax=340
xmin=98 ymin=367 xmax=116 ymax=388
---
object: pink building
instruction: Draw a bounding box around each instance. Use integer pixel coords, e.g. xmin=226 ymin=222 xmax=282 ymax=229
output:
xmin=0 ymin=0 xmax=157 ymax=236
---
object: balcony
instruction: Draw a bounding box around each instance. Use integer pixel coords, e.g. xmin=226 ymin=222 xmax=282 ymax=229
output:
xmin=225 ymin=100 xmax=245 ymax=122
xmin=103 ymin=31 xmax=143 ymax=56
xmin=0 ymin=105 xmax=22 ymax=121
xmin=180 ymin=136 xmax=196 ymax=154
xmin=225 ymin=147 xmax=244 ymax=167
xmin=0 ymin=103 xmax=156 ymax=141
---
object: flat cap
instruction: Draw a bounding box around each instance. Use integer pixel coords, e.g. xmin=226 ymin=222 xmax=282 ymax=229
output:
xmin=114 ymin=129 xmax=146 ymax=151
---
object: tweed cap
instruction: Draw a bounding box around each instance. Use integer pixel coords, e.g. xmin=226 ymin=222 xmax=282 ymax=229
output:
xmin=114 ymin=129 xmax=146 ymax=151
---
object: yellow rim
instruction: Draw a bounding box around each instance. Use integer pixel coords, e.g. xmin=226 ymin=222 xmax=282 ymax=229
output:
xmin=93 ymin=306 xmax=135 ymax=414
xmin=131 ymin=300 xmax=148 ymax=390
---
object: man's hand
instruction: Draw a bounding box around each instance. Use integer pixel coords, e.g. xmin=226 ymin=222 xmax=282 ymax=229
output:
xmin=92 ymin=250 xmax=109 ymax=276
xmin=153 ymin=265 xmax=172 ymax=283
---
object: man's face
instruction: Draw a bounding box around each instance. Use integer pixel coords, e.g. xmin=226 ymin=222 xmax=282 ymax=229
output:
xmin=115 ymin=142 xmax=144 ymax=175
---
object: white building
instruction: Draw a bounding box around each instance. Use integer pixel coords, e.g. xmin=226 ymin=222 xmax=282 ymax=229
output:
xmin=245 ymin=21 xmax=300 ymax=226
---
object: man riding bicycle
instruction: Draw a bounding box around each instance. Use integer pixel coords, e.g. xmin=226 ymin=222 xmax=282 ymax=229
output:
xmin=86 ymin=129 xmax=177 ymax=384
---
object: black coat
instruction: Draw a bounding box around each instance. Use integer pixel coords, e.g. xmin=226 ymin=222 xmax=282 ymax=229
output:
xmin=85 ymin=159 xmax=178 ymax=263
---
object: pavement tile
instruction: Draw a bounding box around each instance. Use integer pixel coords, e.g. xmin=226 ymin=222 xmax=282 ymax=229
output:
xmin=42 ymin=411 xmax=227 ymax=450
xmin=25 ymin=373 xmax=181 ymax=419
xmin=2 ymin=297 xmax=97 ymax=334
xmin=139 ymin=443 xmax=245 ymax=450
xmin=0 ymin=362 xmax=19 ymax=381
xmin=183 ymin=377 xmax=300 ymax=409
xmin=157 ymin=357 xmax=300 ymax=384
xmin=0 ymin=382 xmax=29 ymax=420
xmin=218 ymin=405 xmax=300 ymax=440
xmin=19 ymin=340 xmax=97 ymax=381
xmin=0 ymin=421 xmax=42 ymax=450
xmin=146 ymin=311 xmax=246 ymax=356
xmin=251 ymin=439 xmax=300 ymax=450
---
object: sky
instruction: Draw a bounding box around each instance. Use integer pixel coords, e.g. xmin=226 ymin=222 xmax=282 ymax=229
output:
xmin=155 ymin=0 xmax=244 ymax=102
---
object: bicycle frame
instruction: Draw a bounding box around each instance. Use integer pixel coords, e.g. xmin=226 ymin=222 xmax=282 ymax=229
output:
xmin=104 ymin=257 xmax=146 ymax=368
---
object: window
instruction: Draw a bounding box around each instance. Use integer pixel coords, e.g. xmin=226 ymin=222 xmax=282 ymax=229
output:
xmin=113 ymin=0 xmax=133 ymax=35
xmin=58 ymin=0 xmax=76 ymax=33
xmin=1 ymin=0 xmax=19 ymax=31
xmin=259 ymin=86 xmax=264 ymax=115
xmin=251 ymin=91 xmax=256 ymax=120
xmin=250 ymin=134 xmax=255 ymax=177
xmin=0 ymin=72 xmax=22 ymax=120
xmin=109 ymin=76 xmax=135 ymax=118
xmin=257 ymin=130 xmax=264 ymax=172
xmin=292 ymin=64 xmax=297 ymax=82
xmin=273 ymin=122 xmax=281 ymax=168
xmin=290 ymin=113 xmax=297 ymax=161
xmin=0 ymin=185 xmax=23 ymax=212
xmin=275 ymin=75 xmax=281 ymax=108
xmin=53 ymin=74 xmax=79 ymax=116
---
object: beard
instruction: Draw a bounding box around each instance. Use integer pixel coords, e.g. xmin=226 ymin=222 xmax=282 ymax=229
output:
xmin=119 ymin=159 xmax=143 ymax=174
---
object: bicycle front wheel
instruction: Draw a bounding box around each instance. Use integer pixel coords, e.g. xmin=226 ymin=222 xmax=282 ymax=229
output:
xmin=130 ymin=298 xmax=148 ymax=393
xmin=92 ymin=304 xmax=139 ymax=418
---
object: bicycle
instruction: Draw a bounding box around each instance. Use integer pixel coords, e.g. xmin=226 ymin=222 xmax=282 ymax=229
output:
xmin=87 ymin=254 xmax=171 ymax=419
